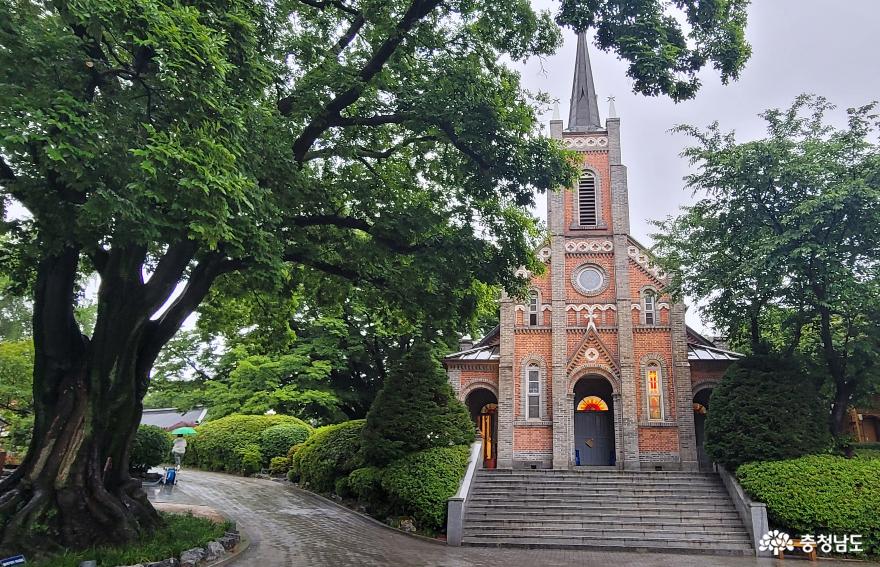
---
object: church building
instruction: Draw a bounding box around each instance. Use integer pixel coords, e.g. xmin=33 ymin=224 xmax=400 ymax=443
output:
xmin=444 ymin=33 xmax=740 ymax=472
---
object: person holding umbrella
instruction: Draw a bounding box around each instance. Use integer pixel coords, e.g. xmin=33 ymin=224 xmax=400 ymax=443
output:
xmin=169 ymin=427 xmax=196 ymax=470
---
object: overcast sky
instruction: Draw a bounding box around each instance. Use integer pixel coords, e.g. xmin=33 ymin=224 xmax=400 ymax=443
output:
xmin=515 ymin=0 xmax=880 ymax=333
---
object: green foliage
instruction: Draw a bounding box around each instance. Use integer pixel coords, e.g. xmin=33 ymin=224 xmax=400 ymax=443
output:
xmin=186 ymin=414 xmax=310 ymax=475
xmin=347 ymin=466 xmax=386 ymax=507
xmin=381 ymin=446 xmax=470 ymax=532
xmin=334 ymin=476 xmax=352 ymax=499
xmin=234 ymin=443 xmax=263 ymax=476
xmin=556 ymin=0 xmax=751 ymax=101
xmin=129 ymin=425 xmax=172 ymax=474
xmin=738 ymin=455 xmax=880 ymax=556
xmin=652 ymin=95 xmax=880 ymax=435
xmin=32 ymin=513 xmax=231 ymax=567
xmin=291 ymin=420 xmax=365 ymax=493
xmin=705 ymin=354 xmax=829 ymax=470
xmin=260 ymin=423 xmax=311 ymax=463
xmin=361 ymin=343 xmax=475 ymax=466
xmin=269 ymin=456 xmax=291 ymax=476
xmin=0 ymin=339 xmax=34 ymax=454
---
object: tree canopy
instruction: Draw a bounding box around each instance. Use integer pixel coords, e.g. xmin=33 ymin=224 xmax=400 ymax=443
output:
xmin=0 ymin=0 xmax=752 ymax=553
xmin=653 ymin=95 xmax=880 ymax=435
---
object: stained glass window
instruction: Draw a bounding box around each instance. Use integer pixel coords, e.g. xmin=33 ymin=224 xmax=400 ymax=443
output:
xmin=646 ymin=364 xmax=663 ymax=420
xmin=576 ymin=395 xmax=608 ymax=412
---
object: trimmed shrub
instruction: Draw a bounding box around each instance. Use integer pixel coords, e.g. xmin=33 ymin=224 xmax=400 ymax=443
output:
xmin=348 ymin=466 xmax=385 ymax=506
xmin=335 ymin=476 xmax=352 ymax=498
xmin=269 ymin=456 xmax=291 ymax=476
xmin=292 ymin=420 xmax=365 ymax=492
xmin=235 ymin=443 xmax=262 ymax=476
xmin=186 ymin=413 xmax=311 ymax=474
xmin=705 ymin=354 xmax=829 ymax=470
xmin=360 ymin=342 xmax=475 ymax=466
xmin=130 ymin=425 xmax=172 ymax=474
xmin=738 ymin=455 xmax=880 ymax=556
xmin=381 ymin=445 xmax=470 ymax=532
xmin=260 ymin=423 xmax=311 ymax=463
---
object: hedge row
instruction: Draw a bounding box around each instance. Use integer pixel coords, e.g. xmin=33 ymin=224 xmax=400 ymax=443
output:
xmin=290 ymin=420 xmax=365 ymax=492
xmin=288 ymin=418 xmax=470 ymax=533
xmin=186 ymin=413 xmax=312 ymax=474
xmin=130 ymin=425 xmax=172 ymax=474
xmin=738 ymin=455 xmax=880 ymax=556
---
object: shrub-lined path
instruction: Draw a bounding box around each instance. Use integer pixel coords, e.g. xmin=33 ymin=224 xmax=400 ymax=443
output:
xmin=148 ymin=470 xmax=865 ymax=567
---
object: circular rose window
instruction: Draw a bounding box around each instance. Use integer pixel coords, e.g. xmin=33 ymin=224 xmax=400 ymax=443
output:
xmin=573 ymin=265 xmax=607 ymax=295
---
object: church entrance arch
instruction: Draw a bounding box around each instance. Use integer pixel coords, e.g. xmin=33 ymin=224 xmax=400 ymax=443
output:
xmin=465 ymin=388 xmax=498 ymax=469
xmin=573 ymin=376 xmax=615 ymax=466
xmin=693 ymin=386 xmax=715 ymax=471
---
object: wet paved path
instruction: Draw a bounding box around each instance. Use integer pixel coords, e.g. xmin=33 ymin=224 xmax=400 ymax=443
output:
xmin=148 ymin=470 xmax=871 ymax=567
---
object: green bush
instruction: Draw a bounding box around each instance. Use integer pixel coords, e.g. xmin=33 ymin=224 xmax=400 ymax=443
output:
xmin=738 ymin=455 xmax=880 ymax=556
xmin=381 ymin=445 xmax=470 ymax=532
xmin=335 ymin=476 xmax=352 ymax=498
xmin=360 ymin=342 xmax=475 ymax=466
xmin=130 ymin=425 xmax=172 ymax=474
xmin=235 ymin=443 xmax=263 ymax=476
xmin=291 ymin=420 xmax=364 ymax=492
xmin=348 ymin=466 xmax=385 ymax=506
xmin=705 ymin=354 xmax=829 ymax=470
xmin=260 ymin=423 xmax=311 ymax=463
xmin=186 ymin=413 xmax=311 ymax=474
xmin=269 ymin=456 xmax=291 ymax=475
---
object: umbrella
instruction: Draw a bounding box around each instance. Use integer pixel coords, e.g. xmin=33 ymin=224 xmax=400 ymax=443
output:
xmin=170 ymin=426 xmax=198 ymax=436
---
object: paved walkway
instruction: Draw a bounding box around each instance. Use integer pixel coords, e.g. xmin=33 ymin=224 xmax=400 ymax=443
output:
xmin=148 ymin=470 xmax=872 ymax=567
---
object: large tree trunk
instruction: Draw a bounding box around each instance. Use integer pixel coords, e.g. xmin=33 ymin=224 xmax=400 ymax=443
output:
xmin=0 ymin=247 xmax=162 ymax=555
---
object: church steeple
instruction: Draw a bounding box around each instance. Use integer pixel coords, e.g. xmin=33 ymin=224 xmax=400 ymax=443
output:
xmin=567 ymin=32 xmax=602 ymax=132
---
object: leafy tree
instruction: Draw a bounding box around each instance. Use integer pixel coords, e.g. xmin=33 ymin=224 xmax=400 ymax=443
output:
xmin=653 ymin=95 xmax=880 ymax=435
xmin=360 ymin=342 xmax=475 ymax=466
xmin=705 ymin=354 xmax=829 ymax=470
xmin=0 ymin=340 xmax=34 ymax=455
xmin=0 ymin=0 xmax=751 ymax=552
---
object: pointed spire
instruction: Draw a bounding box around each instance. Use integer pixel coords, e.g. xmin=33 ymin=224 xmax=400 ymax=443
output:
xmin=567 ymin=32 xmax=602 ymax=132
xmin=607 ymin=96 xmax=617 ymax=119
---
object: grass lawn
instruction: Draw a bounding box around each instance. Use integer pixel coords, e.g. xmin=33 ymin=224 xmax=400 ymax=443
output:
xmin=32 ymin=512 xmax=231 ymax=567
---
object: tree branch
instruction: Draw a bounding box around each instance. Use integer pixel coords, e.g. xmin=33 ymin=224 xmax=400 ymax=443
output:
xmin=436 ymin=121 xmax=490 ymax=171
xmin=298 ymin=0 xmax=360 ymax=17
xmin=141 ymin=240 xmax=199 ymax=311
xmin=289 ymin=0 xmax=443 ymax=161
xmin=334 ymin=113 xmax=411 ymax=127
xmin=284 ymin=249 xmax=389 ymax=286
xmin=290 ymin=214 xmax=424 ymax=252
xmin=332 ymin=14 xmax=366 ymax=55
xmin=304 ymin=134 xmax=436 ymax=161
xmin=0 ymin=156 xmax=15 ymax=182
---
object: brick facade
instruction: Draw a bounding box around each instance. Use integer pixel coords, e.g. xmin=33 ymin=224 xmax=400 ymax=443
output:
xmin=444 ymin=41 xmax=736 ymax=471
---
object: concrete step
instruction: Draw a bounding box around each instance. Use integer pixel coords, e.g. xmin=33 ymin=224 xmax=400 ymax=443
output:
xmin=462 ymin=470 xmax=751 ymax=555
xmin=465 ymin=511 xmax=742 ymax=528
xmin=460 ymin=536 xmax=753 ymax=555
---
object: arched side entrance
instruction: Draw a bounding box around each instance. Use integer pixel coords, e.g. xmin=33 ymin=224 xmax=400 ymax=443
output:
xmin=693 ymin=385 xmax=715 ymax=471
xmin=465 ymin=388 xmax=498 ymax=469
xmin=573 ymin=376 xmax=616 ymax=466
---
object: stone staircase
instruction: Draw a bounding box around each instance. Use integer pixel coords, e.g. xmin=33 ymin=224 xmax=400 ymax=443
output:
xmin=461 ymin=468 xmax=753 ymax=555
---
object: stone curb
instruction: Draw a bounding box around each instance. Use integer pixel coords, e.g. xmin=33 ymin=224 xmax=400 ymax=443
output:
xmin=145 ymin=503 xmax=251 ymax=567
xmin=282 ymin=480 xmax=446 ymax=547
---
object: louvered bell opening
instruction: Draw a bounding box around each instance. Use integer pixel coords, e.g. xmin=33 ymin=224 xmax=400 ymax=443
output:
xmin=578 ymin=173 xmax=597 ymax=226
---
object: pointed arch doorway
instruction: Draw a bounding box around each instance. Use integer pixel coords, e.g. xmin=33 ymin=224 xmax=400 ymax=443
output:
xmin=573 ymin=376 xmax=615 ymax=466
xmin=465 ymin=388 xmax=498 ymax=469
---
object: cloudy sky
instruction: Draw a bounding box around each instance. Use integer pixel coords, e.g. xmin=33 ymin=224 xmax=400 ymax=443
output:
xmin=515 ymin=0 xmax=880 ymax=332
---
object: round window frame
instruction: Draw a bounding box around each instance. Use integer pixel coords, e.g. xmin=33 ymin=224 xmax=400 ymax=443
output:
xmin=572 ymin=264 xmax=609 ymax=296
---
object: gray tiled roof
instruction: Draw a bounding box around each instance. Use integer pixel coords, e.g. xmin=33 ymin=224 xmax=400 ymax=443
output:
xmin=141 ymin=407 xmax=208 ymax=430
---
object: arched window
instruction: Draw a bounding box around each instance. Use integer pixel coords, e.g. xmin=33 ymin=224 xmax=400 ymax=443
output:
xmin=527 ymin=290 xmax=539 ymax=326
xmin=645 ymin=363 xmax=664 ymax=421
xmin=577 ymin=170 xmax=598 ymax=227
xmin=525 ymin=364 xmax=541 ymax=419
xmin=577 ymin=396 xmax=609 ymax=412
xmin=643 ymin=290 xmax=657 ymax=326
